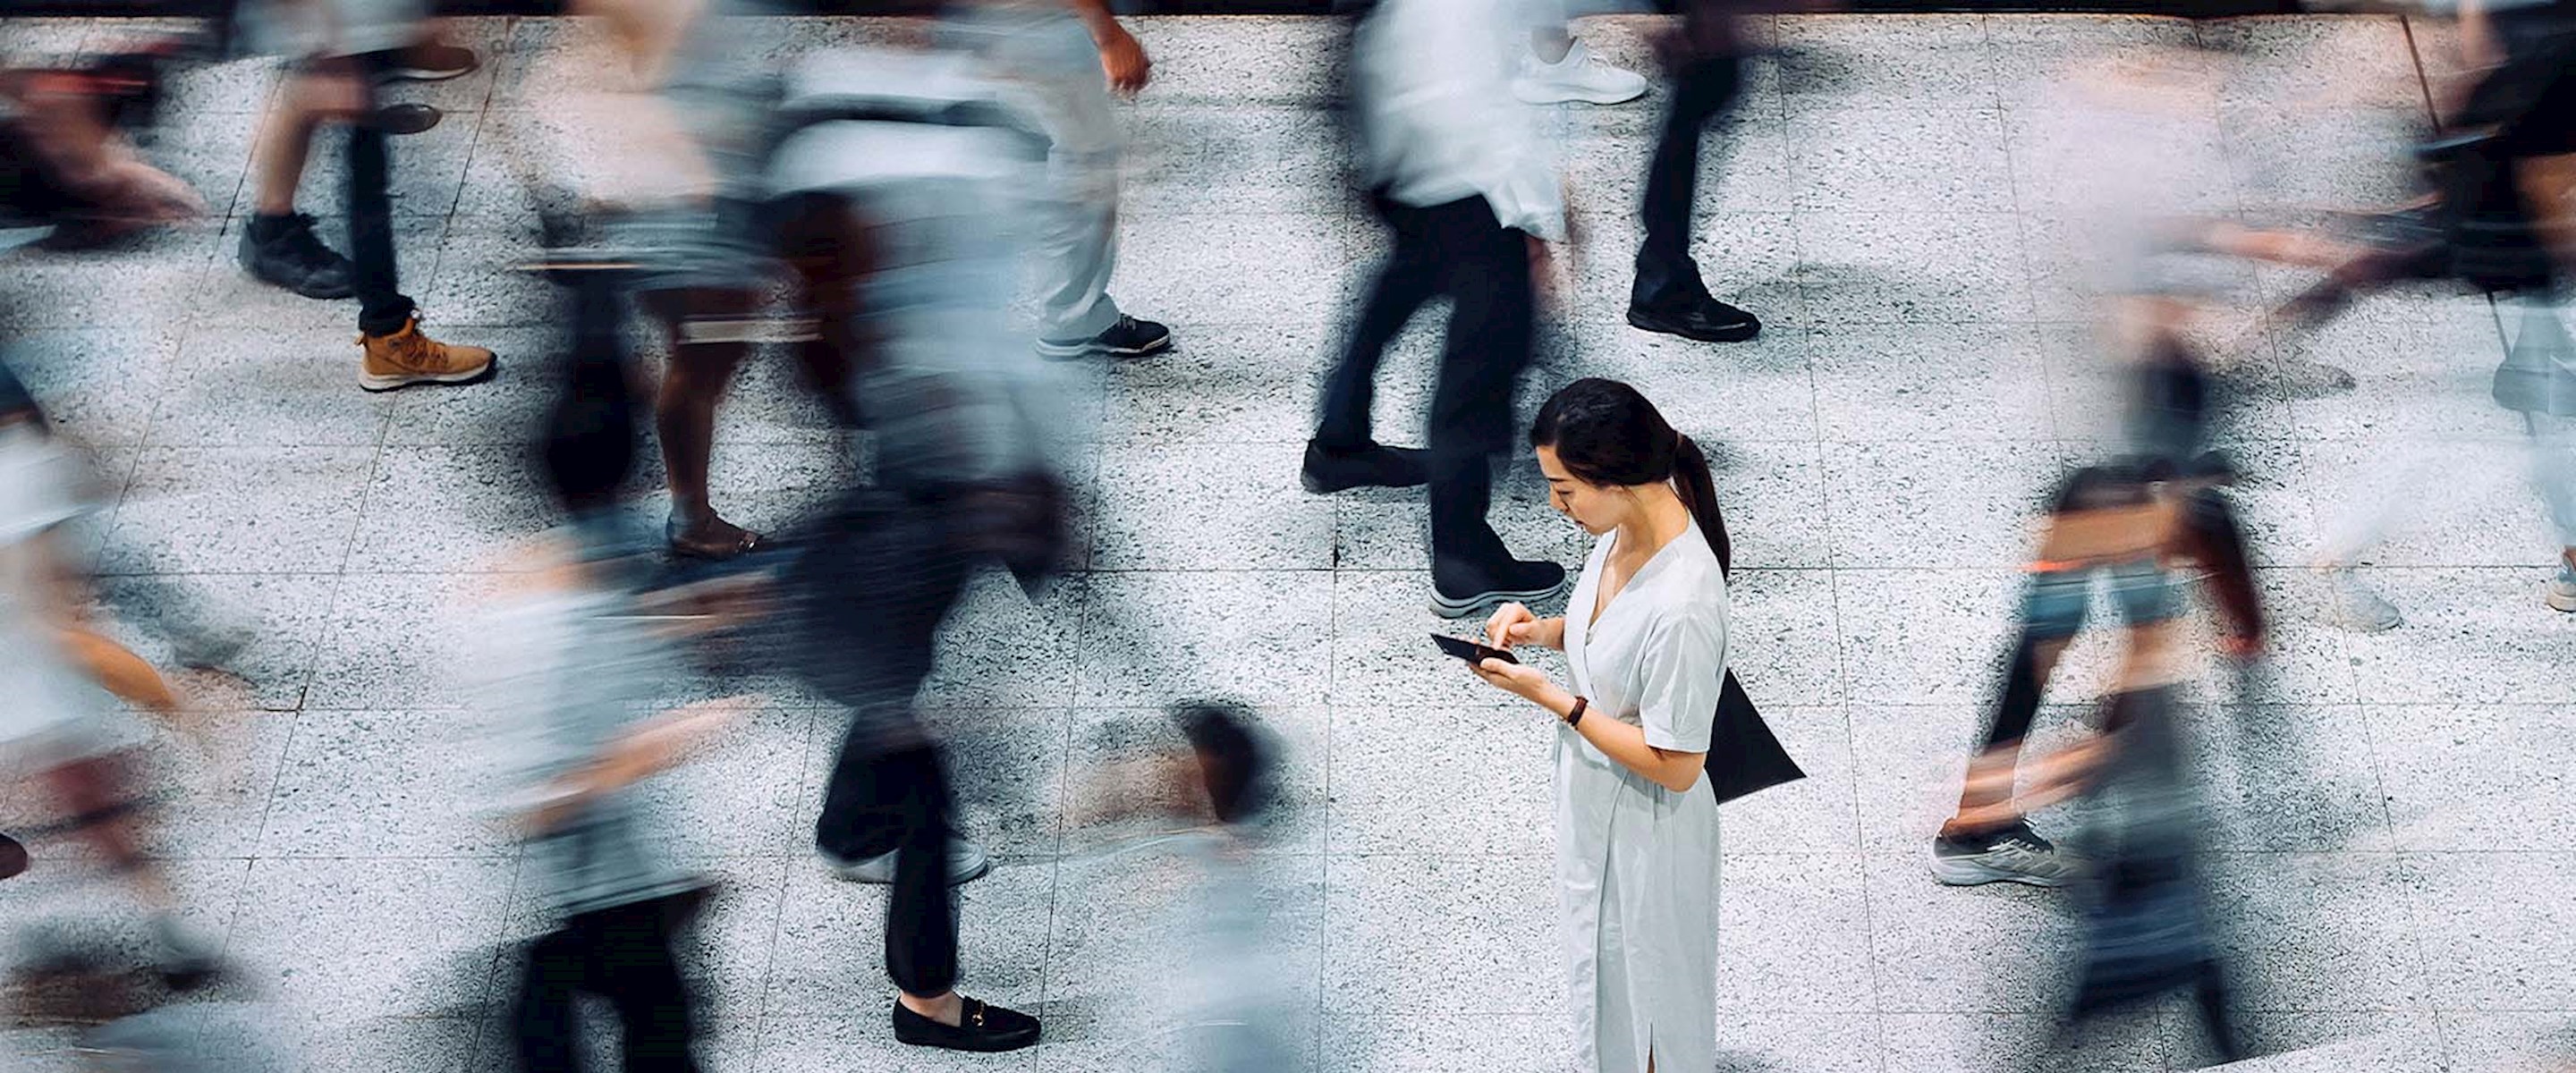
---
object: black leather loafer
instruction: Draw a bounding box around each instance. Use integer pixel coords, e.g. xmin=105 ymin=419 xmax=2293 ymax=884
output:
xmin=1627 ymin=297 xmax=1761 ymax=343
xmin=893 ymin=995 xmax=1041 ymax=1052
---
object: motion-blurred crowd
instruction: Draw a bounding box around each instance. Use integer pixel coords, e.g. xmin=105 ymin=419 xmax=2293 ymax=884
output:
xmin=0 ymin=0 xmax=2571 ymax=1069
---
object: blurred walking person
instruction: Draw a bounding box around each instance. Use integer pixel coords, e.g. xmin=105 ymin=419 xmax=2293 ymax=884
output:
xmin=0 ymin=359 xmax=220 ymax=989
xmin=943 ymin=0 xmax=1173 ymax=360
xmin=478 ymin=289 xmax=744 ymax=1073
xmin=1307 ymin=0 xmax=1571 ymax=618
xmin=762 ymin=46 xmax=1078 ymax=1052
xmin=1471 ymin=379 xmax=1732 ymax=1073
xmin=1929 ymin=455 xmax=2261 ymax=887
xmin=1624 ymin=0 xmax=1765 ymax=343
xmin=505 ymin=0 xmax=798 ymax=561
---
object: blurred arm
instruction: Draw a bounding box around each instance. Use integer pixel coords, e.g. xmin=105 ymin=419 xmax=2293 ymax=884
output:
xmin=1061 ymin=0 xmax=1151 ymax=94
xmin=1 ymin=70 xmax=201 ymax=221
xmin=523 ymin=696 xmax=754 ymax=832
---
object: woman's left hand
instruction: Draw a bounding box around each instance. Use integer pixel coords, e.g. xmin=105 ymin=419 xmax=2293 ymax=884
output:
xmin=1470 ymin=656 xmax=1555 ymax=704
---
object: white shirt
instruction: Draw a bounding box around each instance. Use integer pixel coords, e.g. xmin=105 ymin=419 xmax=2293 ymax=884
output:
xmin=1351 ymin=0 xmax=1567 ymax=241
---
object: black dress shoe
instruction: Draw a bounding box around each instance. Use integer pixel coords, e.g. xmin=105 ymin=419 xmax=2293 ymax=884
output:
xmin=1628 ymin=297 xmax=1760 ymax=343
xmin=1301 ymin=440 xmax=1429 ymax=494
xmin=0 ymin=832 xmax=26 ymax=881
xmin=893 ymin=995 xmax=1042 ymax=1052
xmin=378 ymin=42 xmax=481 ymax=83
xmin=367 ymin=102 xmax=443 ymax=135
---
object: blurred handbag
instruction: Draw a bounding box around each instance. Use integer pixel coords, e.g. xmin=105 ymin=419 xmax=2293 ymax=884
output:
xmin=1702 ymin=669 xmax=1803 ymax=804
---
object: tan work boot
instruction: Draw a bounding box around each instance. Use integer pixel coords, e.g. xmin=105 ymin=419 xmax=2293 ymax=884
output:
xmin=358 ymin=312 xmax=496 ymax=392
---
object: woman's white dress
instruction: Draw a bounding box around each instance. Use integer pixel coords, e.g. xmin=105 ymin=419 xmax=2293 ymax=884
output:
xmin=1555 ymin=522 xmax=1729 ymax=1073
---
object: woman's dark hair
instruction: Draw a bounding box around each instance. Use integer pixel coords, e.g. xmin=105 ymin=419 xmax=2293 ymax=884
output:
xmin=1528 ymin=378 xmax=1731 ymax=576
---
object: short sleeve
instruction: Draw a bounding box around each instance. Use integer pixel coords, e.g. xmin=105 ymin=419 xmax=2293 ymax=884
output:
xmin=1638 ymin=608 xmax=1725 ymax=754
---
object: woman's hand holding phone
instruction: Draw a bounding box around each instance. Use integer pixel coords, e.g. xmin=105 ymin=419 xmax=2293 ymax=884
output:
xmin=1484 ymin=603 xmax=1565 ymax=652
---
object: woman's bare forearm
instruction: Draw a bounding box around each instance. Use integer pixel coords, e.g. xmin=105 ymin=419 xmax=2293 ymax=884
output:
xmin=1530 ymin=682 xmax=1704 ymax=792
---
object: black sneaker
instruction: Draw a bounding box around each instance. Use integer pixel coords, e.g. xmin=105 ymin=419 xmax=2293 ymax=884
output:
xmin=1037 ymin=314 xmax=1173 ymax=359
xmin=0 ymin=832 xmax=25 ymax=881
xmin=1930 ymin=821 xmax=2082 ymax=888
xmin=893 ymin=995 xmax=1041 ymax=1052
xmin=1627 ymin=296 xmax=1760 ymax=343
xmin=378 ymin=42 xmax=480 ymax=83
xmin=239 ymin=213 xmax=353 ymax=300
xmin=1301 ymin=440 xmax=1428 ymax=494
xmin=1431 ymin=557 xmax=1566 ymax=620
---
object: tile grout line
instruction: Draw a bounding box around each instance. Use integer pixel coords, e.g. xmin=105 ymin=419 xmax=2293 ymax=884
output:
xmin=743 ymin=706 xmax=818 ymax=1036
xmin=1316 ymin=440 xmax=1343 ymax=1065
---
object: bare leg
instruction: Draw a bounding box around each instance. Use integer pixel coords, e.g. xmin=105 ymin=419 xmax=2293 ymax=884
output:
xmin=250 ymin=72 xmax=332 ymax=215
xmin=2513 ymin=152 xmax=2575 ymax=265
xmin=648 ymin=288 xmax=762 ymax=555
xmin=46 ymin=756 xmax=174 ymax=912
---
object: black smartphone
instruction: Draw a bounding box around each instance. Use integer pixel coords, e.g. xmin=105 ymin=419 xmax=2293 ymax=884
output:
xmin=1430 ymin=633 xmax=1519 ymax=665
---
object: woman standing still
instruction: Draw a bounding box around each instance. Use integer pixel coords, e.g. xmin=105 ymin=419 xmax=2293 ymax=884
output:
xmin=1470 ymin=377 xmax=1730 ymax=1073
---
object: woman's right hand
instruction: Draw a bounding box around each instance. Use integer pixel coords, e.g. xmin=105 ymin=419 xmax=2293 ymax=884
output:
xmin=1484 ymin=603 xmax=1563 ymax=652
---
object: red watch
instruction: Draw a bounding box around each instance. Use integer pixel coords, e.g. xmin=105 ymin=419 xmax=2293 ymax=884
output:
xmin=1563 ymin=697 xmax=1588 ymax=727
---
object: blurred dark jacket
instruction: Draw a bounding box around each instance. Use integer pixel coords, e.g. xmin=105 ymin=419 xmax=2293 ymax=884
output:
xmin=1650 ymin=0 xmax=1816 ymax=70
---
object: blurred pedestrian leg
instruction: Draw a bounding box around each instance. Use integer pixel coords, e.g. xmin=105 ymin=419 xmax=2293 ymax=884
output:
xmin=1627 ymin=3 xmax=1758 ymax=343
xmin=1313 ymin=0 xmax=1569 ymax=620
xmin=948 ymin=0 xmax=1171 ymax=360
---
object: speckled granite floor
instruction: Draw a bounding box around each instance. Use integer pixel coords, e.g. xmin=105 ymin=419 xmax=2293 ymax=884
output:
xmin=0 ymin=11 xmax=2570 ymax=1072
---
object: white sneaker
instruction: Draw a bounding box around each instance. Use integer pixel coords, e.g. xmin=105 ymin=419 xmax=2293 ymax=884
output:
xmin=1512 ymin=40 xmax=1648 ymax=106
xmin=2324 ymin=570 xmax=2402 ymax=633
xmin=2547 ymin=562 xmax=2576 ymax=613
xmin=822 ymin=837 xmax=991 ymax=886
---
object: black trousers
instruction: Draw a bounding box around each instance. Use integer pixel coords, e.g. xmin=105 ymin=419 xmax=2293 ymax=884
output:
xmin=1314 ymin=192 xmax=1534 ymax=569
xmin=343 ymin=51 xmax=412 ymax=335
xmin=790 ymin=488 xmax=977 ymax=1000
xmin=512 ymin=895 xmax=703 ymax=1073
xmin=817 ymin=739 xmax=962 ymax=999
xmin=1632 ymin=53 xmax=1743 ymax=309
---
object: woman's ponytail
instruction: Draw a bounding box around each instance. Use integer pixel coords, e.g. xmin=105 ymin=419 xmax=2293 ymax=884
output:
xmin=1670 ymin=434 xmax=1731 ymax=578
xmin=1530 ymin=378 xmax=1733 ymax=576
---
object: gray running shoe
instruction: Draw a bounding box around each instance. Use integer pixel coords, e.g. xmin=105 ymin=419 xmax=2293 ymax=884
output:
xmin=1931 ymin=824 xmax=2083 ymax=888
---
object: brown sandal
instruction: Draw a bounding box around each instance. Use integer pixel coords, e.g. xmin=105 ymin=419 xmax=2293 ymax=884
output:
xmin=666 ymin=517 xmax=766 ymax=562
